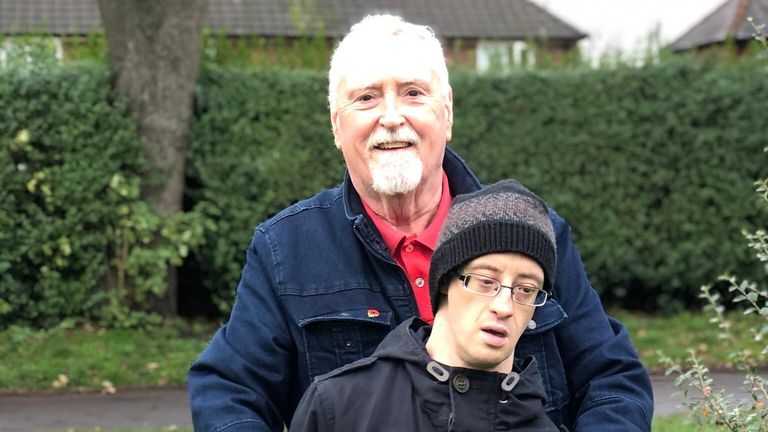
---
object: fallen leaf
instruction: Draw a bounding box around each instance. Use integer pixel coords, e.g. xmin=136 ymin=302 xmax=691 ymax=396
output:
xmin=52 ymin=373 xmax=69 ymax=389
xmin=101 ymin=380 xmax=117 ymax=394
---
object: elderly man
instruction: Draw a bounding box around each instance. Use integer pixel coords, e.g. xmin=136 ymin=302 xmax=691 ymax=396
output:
xmin=189 ymin=14 xmax=653 ymax=432
xmin=289 ymin=180 xmax=566 ymax=431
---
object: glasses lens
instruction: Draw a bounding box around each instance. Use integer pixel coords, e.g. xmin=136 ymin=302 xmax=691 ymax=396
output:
xmin=513 ymin=286 xmax=546 ymax=306
xmin=465 ymin=274 xmax=499 ymax=296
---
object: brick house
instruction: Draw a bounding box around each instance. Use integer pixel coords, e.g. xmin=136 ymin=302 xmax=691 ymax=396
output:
xmin=0 ymin=0 xmax=586 ymax=70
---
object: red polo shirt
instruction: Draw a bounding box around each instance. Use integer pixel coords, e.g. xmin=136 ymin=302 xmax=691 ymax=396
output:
xmin=362 ymin=172 xmax=452 ymax=324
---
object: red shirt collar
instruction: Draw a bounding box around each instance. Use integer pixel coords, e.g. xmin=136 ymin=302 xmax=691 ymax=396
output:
xmin=362 ymin=171 xmax=452 ymax=254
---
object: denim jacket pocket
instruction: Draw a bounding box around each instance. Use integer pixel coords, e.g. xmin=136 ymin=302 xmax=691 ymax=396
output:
xmin=517 ymin=299 xmax=570 ymax=417
xmin=298 ymin=308 xmax=394 ymax=379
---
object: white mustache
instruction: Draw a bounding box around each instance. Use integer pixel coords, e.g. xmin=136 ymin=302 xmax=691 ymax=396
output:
xmin=366 ymin=128 xmax=421 ymax=150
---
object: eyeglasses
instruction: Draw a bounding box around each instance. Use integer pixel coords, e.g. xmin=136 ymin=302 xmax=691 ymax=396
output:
xmin=457 ymin=273 xmax=548 ymax=307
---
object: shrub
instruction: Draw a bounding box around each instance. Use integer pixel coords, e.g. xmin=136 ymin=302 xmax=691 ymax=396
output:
xmin=188 ymin=59 xmax=768 ymax=314
xmin=450 ymin=59 xmax=768 ymax=311
xmin=187 ymin=66 xmax=344 ymax=311
xmin=0 ymin=63 xmax=144 ymax=327
xmin=660 ymin=21 xmax=768 ymax=431
xmin=660 ymin=197 xmax=768 ymax=430
xmin=1 ymin=62 xmax=210 ymax=328
xmin=5 ymin=56 xmax=768 ymax=323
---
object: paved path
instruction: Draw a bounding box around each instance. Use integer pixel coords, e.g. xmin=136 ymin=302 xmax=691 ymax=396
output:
xmin=0 ymin=389 xmax=191 ymax=431
xmin=0 ymin=373 xmax=757 ymax=431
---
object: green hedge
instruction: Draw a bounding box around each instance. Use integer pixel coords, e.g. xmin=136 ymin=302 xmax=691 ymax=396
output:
xmin=4 ymin=59 xmax=767 ymax=327
xmin=187 ymin=67 xmax=345 ymax=312
xmin=188 ymin=60 xmax=768 ymax=314
xmin=449 ymin=60 xmax=768 ymax=310
xmin=0 ymin=64 xmax=145 ymax=327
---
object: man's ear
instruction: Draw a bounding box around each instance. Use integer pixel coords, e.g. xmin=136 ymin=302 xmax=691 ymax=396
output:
xmin=436 ymin=286 xmax=449 ymax=312
xmin=444 ymin=88 xmax=454 ymax=142
xmin=330 ymin=111 xmax=342 ymax=150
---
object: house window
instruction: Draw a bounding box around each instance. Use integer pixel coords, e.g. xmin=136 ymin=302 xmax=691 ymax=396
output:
xmin=476 ymin=40 xmax=534 ymax=72
xmin=1 ymin=37 xmax=63 ymax=66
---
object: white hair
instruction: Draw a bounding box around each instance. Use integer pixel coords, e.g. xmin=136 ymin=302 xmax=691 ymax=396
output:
xmin=327 ymin=14 xmax=450 ymax=118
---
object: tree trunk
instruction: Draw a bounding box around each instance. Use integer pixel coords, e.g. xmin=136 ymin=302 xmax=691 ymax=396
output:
xmin=98 ymin=0 xmax=208 ymax=315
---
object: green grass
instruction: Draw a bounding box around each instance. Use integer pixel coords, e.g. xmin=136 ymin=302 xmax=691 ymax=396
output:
xmin=2 ymin=312 xmax=760 ymax=431
xmin=1 ymin=310 xmax=765 ymax=393
xmin=0 ymin=320 xmax=212 ymax=393
xmin=50 ymin=416 xmax=723 ymax=432
xmin=49 ymin=429 xmax=192 ymax=432
xmin=652 ymin=413 xmax=727 ymax=431
xmin=51 ymin=429 xmax=192 ymax=432
xmin=612 ymin=310 xmax=767 ymax=373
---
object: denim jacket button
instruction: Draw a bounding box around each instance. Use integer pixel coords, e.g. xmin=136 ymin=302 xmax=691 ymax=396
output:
xmin=343 ymin=340 xmax=354 ymax=349
xmin=452 ymin=374 xmax=470 ymax=393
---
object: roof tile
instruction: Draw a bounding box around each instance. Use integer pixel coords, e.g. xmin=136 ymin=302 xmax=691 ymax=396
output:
xmin=0 ymin=0 xmax=586 ymax=41
xmin=670 ymin=0 xmax=768 ymax=51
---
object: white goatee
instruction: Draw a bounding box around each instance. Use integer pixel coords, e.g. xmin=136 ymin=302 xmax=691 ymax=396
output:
xmin=366 ymin=128 xmax=423 ymax=195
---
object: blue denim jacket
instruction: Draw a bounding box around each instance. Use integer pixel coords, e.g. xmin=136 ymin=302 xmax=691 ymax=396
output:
xmin=188 ymin=149 xmax=653 ymax=432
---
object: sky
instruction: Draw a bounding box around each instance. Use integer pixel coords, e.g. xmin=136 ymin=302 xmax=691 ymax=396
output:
xmin=531 ymin=0 xmax=727 ymax=59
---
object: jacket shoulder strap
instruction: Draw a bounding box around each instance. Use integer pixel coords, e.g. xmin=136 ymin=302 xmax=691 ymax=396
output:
xmin=314 ymin=356 xmax=379 ymax=382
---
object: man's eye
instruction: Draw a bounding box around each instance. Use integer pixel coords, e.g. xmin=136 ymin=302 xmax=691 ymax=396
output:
xmin=406 ymin=89 xmax=422 ymax=97
xmin=478 ymin=277 xmax=496 ymax=287
xmin=357 ymin=94 xmax=374 ymax=102
xmin=517 ymin=286 xmax=537 ymax=295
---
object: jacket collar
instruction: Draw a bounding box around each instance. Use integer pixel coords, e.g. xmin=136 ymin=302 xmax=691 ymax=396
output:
xmin=374 ymin=317 xmax=546 ymax=389
xmin=372 ymin=317 xmax=552 ymax=430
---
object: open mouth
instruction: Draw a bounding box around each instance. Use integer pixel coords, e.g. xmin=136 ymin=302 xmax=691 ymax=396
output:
xmin=481 ymin=327 xmax=508 ymax=338
xmin=373 ymin=141 xmax=413 ymax=150
xmin=481 ymin=326 xmax=509 ymax=348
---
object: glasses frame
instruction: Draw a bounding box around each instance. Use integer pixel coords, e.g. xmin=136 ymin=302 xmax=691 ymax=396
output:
xmin=457 ymin=272 xmax=549 ymax=307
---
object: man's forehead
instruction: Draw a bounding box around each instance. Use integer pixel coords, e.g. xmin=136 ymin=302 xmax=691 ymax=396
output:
xmin=341 ymin=39 xmax=440 ymax=84
xmin=340 ymin=61 xmax=440 ymax=91
xmin=341 ymin=74 xmax=436 ymax=91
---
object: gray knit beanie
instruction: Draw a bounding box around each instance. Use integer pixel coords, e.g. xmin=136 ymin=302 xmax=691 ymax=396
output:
xmin=429 ymin=179 xmax=556 ymax=315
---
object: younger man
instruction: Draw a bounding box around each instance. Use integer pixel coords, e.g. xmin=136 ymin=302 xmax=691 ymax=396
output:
xmin=290 ymin=180 xmax=566 ymax=431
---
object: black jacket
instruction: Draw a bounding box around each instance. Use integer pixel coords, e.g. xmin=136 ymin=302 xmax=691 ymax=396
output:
xmin=290 ymin=318 xmax=563 ymax=431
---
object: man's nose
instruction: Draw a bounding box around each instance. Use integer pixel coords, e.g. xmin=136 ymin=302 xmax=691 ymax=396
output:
xmin=378 ymin=94 xmax=405 ymax=128
xmin=489 ymin=288 xmax=515 ymax=317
